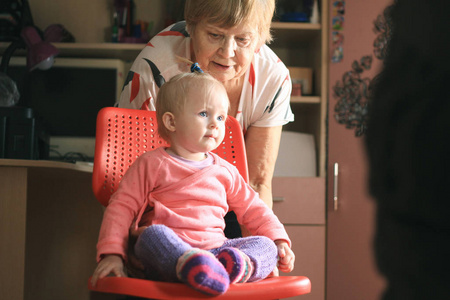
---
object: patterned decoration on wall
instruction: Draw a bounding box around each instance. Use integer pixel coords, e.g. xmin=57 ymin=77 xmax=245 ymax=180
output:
xmin=333 ymin=56 xmax=373 ymax=137
xmin=333 ymin=4 xmax=393 ymax=136
xmin=373 ymin=4 xmax=394 ymax=60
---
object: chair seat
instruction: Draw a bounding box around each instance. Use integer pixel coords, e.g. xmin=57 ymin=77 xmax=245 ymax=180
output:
xmin=89 ymin=276 xmax=311 ymax=299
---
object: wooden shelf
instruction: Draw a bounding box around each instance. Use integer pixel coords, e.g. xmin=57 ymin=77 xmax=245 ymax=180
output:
xmin=0 ymin=159 xmax=93 ymax=173
xmin=271 ymin=23 xmax=322 ymax=47
xmin=270 ymin=1 xmax=328 ymax=178
xmin=51 ymin=43 xmax=146 ymax=60
xmin=0 ymin=22 xmax=320 ymax=61
xmin=0 ymin=42 xmax=146 ymax=61
xmin=0 ymin=22 xmax=321 ymax=61
xmin=271 ymin=22 xmax=321 ymax=30
xmin=290 ymin=96 xmax=321 ymax=104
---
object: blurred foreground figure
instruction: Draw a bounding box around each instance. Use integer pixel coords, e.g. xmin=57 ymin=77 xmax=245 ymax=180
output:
xmin=366 ymin=0 xmax=450 ymax=299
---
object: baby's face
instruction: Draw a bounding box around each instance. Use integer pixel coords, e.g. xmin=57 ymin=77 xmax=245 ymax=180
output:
xmin=170 ymin=85 xmax=229 ymax=160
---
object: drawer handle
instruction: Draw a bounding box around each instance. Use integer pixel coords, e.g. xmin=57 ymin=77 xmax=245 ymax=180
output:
xmin=333 ymin=162 xmax=339 ymax=211
xmin=273 ymin=197 xmax=285 ymax=202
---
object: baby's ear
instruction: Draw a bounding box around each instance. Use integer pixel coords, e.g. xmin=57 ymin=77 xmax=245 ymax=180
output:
xmin=162 ymin=112 xmax=176 ymax=132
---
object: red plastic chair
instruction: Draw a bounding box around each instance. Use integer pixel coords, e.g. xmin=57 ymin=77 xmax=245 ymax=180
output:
xmin=89 ymin=107 xmax=311 ymax=299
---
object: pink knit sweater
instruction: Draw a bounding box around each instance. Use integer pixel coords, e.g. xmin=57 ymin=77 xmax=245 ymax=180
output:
xmin=96 ymin=147 xmax=290 ymax=262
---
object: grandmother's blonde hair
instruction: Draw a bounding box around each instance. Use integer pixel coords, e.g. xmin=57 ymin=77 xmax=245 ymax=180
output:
xmin=184 ymin=0 xmax=275 ymax=45
xmin=156 ymin=72 xmax=228 ymax=142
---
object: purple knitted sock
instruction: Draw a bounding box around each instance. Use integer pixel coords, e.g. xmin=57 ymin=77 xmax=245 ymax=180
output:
xmin=217 ymin=247 xmax=254 ymax=283
xmin=135 ymin=224 xmax=191 ymax=282
xmin=176 ymin=249 xmax=230 ymax=295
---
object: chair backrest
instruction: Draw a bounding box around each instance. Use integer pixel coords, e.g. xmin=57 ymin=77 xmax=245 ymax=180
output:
xmin=92 ymin=107 xmax=249 ymax=206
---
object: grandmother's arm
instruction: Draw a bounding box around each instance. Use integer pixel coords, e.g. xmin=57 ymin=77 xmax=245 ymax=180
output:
xmin=245 ymin=125 xmax=282 ymax=209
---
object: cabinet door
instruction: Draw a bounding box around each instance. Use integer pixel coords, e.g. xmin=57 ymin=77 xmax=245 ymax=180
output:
xmin=326 ymin=0 xmax=390 ymax=299
xmin=281 ymin=226 xmax=325 ymax=300
xmin=272 ymin=177 xmax=325 ymax=300
xmin=272 ymin=177 xmax=325 ymax=225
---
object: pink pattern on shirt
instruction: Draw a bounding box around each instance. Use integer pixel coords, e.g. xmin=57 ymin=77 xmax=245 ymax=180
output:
xmin=130 ymin=73 xmax=140 ymax=103
xmin=140 ymin=97 xmax=151 ymax=110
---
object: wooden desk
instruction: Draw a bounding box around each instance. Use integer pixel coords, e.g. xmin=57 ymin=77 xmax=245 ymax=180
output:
xmin=0 ymin=159 xmax=103 ymax=300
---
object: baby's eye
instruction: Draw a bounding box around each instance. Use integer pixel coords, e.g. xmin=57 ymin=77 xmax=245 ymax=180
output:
xmin=217 ymin=115 xmax=225 ymax=122
xmin=199 ymin=111 xmax=207 ymax=117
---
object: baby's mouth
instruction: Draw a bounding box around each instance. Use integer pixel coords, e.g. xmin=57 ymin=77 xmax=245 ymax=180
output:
xmin=204 ymin=133 xmax=216 ymax=139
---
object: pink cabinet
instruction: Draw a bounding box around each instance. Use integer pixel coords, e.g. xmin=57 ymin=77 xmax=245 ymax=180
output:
xmin=326 ymin=1 xmax=391 ymax=299
xmin=273 ymin=177 xmax=326 ymax=300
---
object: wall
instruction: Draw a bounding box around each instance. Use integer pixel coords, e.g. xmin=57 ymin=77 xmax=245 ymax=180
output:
xmin=29 ymin=0 xmax=165 ymax=43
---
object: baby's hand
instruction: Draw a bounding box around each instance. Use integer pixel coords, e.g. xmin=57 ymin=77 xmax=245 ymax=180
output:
xmin=91 ymin=254 xmax=126 ymax=287
xmin=275 ymin=240 xmax=295 ymax=273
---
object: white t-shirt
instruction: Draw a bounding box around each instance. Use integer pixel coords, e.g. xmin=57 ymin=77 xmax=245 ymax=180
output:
xmin=118 ymin=21 xmax=294 ymax=131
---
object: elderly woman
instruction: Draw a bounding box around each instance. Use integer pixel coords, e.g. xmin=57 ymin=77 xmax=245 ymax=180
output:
xmin=119 ymin=0 xmax=293 ymax=236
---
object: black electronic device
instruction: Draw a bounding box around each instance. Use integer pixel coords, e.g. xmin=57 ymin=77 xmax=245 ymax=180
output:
xmin=0 ymin=106 xmax=49 ymax=159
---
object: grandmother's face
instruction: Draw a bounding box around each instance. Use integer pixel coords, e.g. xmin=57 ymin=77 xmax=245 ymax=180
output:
xmin=190 ymin=20 xmax=261 ymax=84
